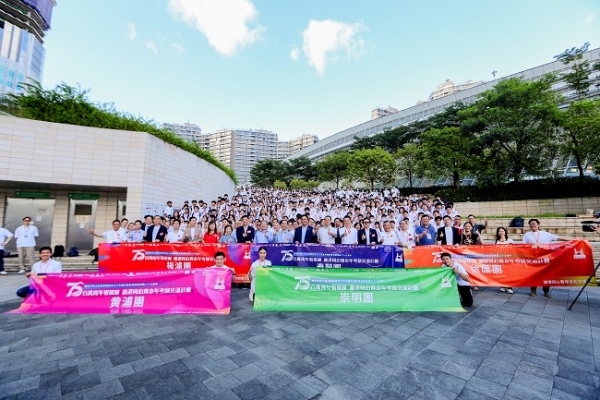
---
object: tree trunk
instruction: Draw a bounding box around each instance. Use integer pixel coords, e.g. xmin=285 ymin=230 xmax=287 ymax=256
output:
xmin=453 ymin=171 xmax=460 ymax=189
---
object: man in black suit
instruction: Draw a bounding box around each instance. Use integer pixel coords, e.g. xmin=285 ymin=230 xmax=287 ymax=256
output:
xmin=145 ymin=215 xmax=168 ymax=242
xmin=437 ymin=215 xmax=460 ymax=245
xmin=294 ymin=215 xmax=316 ymax=244
xmin=357 ymin=219 xmax=379 ymax=245
xmin=236 ymin=215 xmax=256 ymax=244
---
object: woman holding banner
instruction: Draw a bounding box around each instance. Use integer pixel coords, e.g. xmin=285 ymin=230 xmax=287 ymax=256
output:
xmin=249 ymin=246 xmax=272 ymax=302
xmin=494 ymin=227 xmax=514 ymax=294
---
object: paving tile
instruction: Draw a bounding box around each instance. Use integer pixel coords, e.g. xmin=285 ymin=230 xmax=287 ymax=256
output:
xmin=322 ymin=383 xmax=363 ymax=400
xmin=203 ymin=372 xmax=243 ymax=395
xmin=82 ymin=379 xmax=124 ymax=400
xmin=0 ymin=376 xmax=40 ymax=397
xmin=143 ymin=375 xmax=185 ymax=399
xmin=552 ymin=376 xmax=598 ymax=399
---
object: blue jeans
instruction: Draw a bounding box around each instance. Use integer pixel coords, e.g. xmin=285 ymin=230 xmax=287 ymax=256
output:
xmin=16 ymin=285 xmax=35 ymax=298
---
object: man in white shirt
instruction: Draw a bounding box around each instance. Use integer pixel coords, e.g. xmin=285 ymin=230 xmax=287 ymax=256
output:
xmin=14 ymin=216 xmax=39 ymax=274
xmin=340 ymin=216 xmax=358 ymax=244
xmin=523 ymin=218 xmax=568 ymax=298
xmin=317 ymin=216 xmax=336 ymax=244
xmin=90 ymin=220 xmax=128 ymax=243
xmin=0 ymin=226 xmax=14 ymax=275
xmin=16 ymin=246 xmax=62 ymax=298
xmin=379 ymin=221 xmax=399 ymax=245
xmin=441 ymin=252 xmax=473 ymax=307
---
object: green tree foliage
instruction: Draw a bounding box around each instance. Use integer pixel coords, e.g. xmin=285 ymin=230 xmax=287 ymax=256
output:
xmin=273 ymin=180 xmax=287 ymax=189
xmin=287 ymin=156 xmax=318 ymax=181
xmin=416 ymin=127 xmax=478 ymax=189
xmin=316 ymin=151 xmax=350 ymax=189
xmin=460 ymin=76 xmax=561 ymax=182
xmin=554 ymin=42 xmax=600 ymax=101
xmin=289 ymin=178 xmax=307 ymax=190
xmin=351 ymin=103 xmax=467 ymax=153
xmin=347 ymin=148 xmax=397 ymax=190
xmin=250 ymin=158 xmax=288 ymax=187
xmin=0 ymin=82 xmax=237 ymax=184
xmin=557 ymin=99 xmax=600 ymax=178
xmin=395 ymin=143 xmax=420 ymax=189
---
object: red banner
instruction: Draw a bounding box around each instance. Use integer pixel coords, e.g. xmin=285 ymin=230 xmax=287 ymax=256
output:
xmin=8 ymin=269 xmax=231 ymax=315
xmin=403 ymin=240 xmax=596 ymax=287
xmin=99 ymin=243 xmax=251 ymax=283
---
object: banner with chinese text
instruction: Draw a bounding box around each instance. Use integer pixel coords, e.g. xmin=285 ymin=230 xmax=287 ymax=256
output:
xmin=403 ymin=240 xmax=595 ymax=287
xmin=8 ymin=269 xmax=232 ymax=314
xmin=253 ymin=267 xmax=463 ymax=312
xmin=98 ymin=243 xmax=251 ymax=283
xmin=250 ymin=244 xmax=403 ymax=268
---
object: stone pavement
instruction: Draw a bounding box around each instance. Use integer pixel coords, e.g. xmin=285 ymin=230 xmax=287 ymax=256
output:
xmin=0 ymin=276 xmax=599 ymax=400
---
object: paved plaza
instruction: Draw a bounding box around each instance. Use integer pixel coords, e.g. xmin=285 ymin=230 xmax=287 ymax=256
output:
xmin=0 ymin=275 xmax=599 ymax=400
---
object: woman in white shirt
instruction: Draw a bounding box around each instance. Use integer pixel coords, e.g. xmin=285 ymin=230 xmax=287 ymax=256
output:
xmin=166 ymin=220 xmax=185 ymax=243
xmin=249 ymin=246 xmax=272 ymax=302
xmin=494 ymin=227 xmax=514 ymax=294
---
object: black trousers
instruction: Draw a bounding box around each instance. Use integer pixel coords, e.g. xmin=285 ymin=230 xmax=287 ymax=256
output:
xmin=530 ymin=286 xmax=550 ymax=293
xmin=458 ymin=285 xmax=473 ymax=307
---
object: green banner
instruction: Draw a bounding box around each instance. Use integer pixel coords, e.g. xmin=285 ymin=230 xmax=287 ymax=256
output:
xmin=254 ymin=267 xmax=464 ymax=312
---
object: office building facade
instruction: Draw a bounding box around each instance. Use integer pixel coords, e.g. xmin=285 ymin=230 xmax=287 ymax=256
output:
xmin=288 ymin=47 xmax=600 ymax=167
xmin=0 ymin=0 xmax=56 ymax=94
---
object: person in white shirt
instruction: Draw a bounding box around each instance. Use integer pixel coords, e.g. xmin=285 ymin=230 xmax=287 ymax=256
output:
xmin=340 ymin=216 xmax=358 ymax=244
xmin=14 ymin=216 xmax=39 ymax=274
xmin=317 ymin=216 xmax=336 ymax=244
xmin=163 ymin=201 xmax=174 ymax=219
xmin=16 ymin=246 xmax=62 ymax=298
xmin=397 ymin=220 xmax=416 ymax=248
xmin=379 ymin=221 xmax=400 ymax=245
xmin=523 ymin=218 xmax=568 ymax=298
xmin=248 ymin=246 xmax=272 ymax=302
xmin=441 ymin=252 xmax=473 ymax=307
xmin=0 ymin=226 xmax=13 ymax=275
xmin=128 ymin=220 xmax=145 ymax=243
xmin=90 ymin=220 xmax=128 ymax=243
xmin=166 ymin=220 xmax=185 ymax=243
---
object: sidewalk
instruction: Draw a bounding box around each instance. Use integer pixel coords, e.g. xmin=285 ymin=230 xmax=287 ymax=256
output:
xmin=0 ymin=281 xmax=599 ymax=399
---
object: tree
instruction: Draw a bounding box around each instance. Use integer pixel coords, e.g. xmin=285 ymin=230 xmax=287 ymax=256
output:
xmin=287 ymin=156 xmax=318 ymax=181
xmin=554 ymin=42 xmax=600 ymax=101
xmin=273 ymin=180 xmax=287 ymax=190
xmin=557 ymin=99 xmax=600 ymax=178
xmin=416 ymin=127 xmax=478 ymax=189
xmin=250 ymin=158 xmax=288 ymax=187
xmin=460 ymin=76 xmax=561 ymax=182
xmin=289 ymin=178 xmax=307 ymax=190
xmin=347 ymin=148 xmax=397 ymax=190
xmin=316 ymin=151 xmax=350 ymax=189
xmin=395 ymin=143 xmax=420 ymax=189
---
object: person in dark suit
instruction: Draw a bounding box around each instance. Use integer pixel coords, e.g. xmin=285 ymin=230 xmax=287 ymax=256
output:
xmin=437 ymin=215 xmax=460 ymax=245
xmin=294 ymin=215 xmax=316 ymax=244
xmin=145 ymin=215 xmax=168 ymax=242
xmin=357 ymin=219 xmax=379 ymax=245
xmin=235 ymin=215 xmax=255 ymax=244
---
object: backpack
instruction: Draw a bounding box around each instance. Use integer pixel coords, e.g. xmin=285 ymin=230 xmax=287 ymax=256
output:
xmin=53 ymin=245 xmax=65 ymax=258
xmin=67 ymin=247 xmax=79 ymax=257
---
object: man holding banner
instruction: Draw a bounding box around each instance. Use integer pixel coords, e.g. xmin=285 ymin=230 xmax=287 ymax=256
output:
xmin=16 ymin=247 xmax=62 ymax=298
xmin=440 ymin=252 xmax=473 ymax=307
xmin=523 ymin=218 xmax=569 ymax=298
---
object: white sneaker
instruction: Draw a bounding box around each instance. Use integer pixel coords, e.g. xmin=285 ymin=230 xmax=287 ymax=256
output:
xmin=0 ymin=271 xmax=7 ymax=275
xmin=499 ymin=288 xmax=506 ymax=292
xmin=506 ymin=288 xmax=514 ymax=294
xmin=18 ymin=269 xmax=25 ymax=274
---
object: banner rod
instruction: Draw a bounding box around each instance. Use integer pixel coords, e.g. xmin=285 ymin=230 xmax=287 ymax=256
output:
xmin=567 ymin=261 xmax=600 ymax=311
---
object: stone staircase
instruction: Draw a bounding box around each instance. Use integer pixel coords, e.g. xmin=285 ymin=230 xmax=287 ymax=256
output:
xmin=2 ymin=255 xmax=97 ymax=272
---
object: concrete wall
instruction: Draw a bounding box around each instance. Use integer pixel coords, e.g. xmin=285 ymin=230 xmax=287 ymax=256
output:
xmin=454 ymin=197 xmax=600 ymax=217
xmin=0 ymin=116 xmax=236 ymax=217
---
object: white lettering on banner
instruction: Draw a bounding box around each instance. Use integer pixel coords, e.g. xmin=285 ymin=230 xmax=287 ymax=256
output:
xmin=294 ymin=276 xmax=311 ymax=290
xmin=281 ymin=250 xmax=295 ymax=262
xmin=340 ymin=293 xmax=350 ymax=303
xmin=134 ymin=296 xmax=145 ymax=307
xmin=132 ymin=249 xmax=146 ymax=261
xmin=110 ymin=297 xmax=121 ymax=308
xmin=66 ymin=282 xmax=84 ymax=297
xmin=122 ymin=297 xmax=134 ymax=308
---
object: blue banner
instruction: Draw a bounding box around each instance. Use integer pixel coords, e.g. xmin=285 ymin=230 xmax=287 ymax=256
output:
xmin=250 ymin=244 xmax=404 ymax=268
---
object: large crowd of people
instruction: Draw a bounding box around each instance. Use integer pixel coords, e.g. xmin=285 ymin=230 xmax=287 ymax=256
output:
xmin=3 ymin=187 xmax=600 ymax=305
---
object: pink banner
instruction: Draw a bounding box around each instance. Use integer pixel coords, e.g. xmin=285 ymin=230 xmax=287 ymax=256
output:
xmin=8 ymin=269 xmax=231 ymax=315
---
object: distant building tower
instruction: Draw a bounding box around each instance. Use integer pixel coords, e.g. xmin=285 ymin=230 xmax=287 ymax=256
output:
xmin=371 ymin=106 xmax=398 ymax=120
xmin=0 ymin=0 xmax=56 ymax=94
xmin=276 ymin=140 xmax=290 ymax=160
xmin=289 ymin=133 xmax=319 ymax=154
xmin=427 ymin=79 xmax=484 ymax=101
xmin=162 ymin=122 xmax=202 ymax=144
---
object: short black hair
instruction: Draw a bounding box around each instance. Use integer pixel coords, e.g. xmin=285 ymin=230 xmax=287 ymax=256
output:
xmin=440 ymin=252 xmax=452 ymax=259
xmin=39 ymin=246 xmax=52 ymax=253
xmin=214 ymin=251 xmax=226 ymax=259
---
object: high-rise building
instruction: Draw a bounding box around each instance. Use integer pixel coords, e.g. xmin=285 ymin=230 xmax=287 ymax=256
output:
xmin=162 ymin=122 xmax=202 ymax=144
xmin=289 ymin=134 xmax=318 ymax=154
xmin=200 ymin=129 xmax=278 ymax=185
xmin=371 ymin=106 xmax=398 ymax=120
xmin=0 ymin=0 xmax=56 ymax=94
xmin=427 ymin=79 xmax=484 ymax=101
xmin=276 ymin=140 xmax=290 ymax=160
